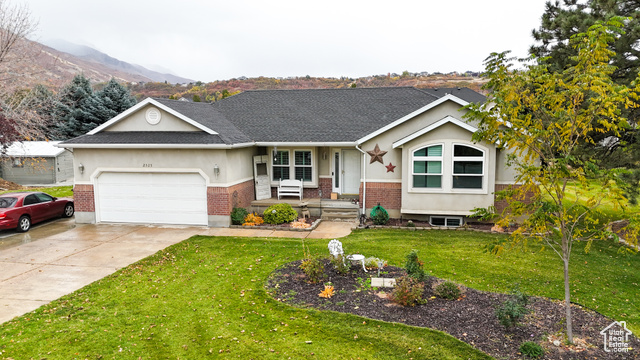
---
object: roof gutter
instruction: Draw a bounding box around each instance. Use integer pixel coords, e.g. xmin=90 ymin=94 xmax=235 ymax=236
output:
xmin=55 ymin=142 xmax=256 ymax=150
xmin=355 ymin=145 xmax=367 ymax=219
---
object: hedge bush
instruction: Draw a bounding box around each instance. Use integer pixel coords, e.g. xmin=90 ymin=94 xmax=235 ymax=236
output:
xmin=263 ymin=203 xmax=298 ymax=225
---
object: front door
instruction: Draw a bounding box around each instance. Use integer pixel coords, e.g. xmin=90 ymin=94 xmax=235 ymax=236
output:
xmin=342 ymin=149 xmax=361 ymax=195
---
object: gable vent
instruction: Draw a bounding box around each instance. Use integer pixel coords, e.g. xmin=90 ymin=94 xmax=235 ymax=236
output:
xmin=145 ymin=107 xmax=162 ymax=125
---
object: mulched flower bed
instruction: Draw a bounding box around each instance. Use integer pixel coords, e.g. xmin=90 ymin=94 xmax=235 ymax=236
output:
xmin=266 ymin=260 xmax=639 ymax=359
xmin=232 ymin=217 xmax=321 ymax=229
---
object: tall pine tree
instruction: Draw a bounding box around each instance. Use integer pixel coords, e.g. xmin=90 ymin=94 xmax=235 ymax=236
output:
xmin=530 ymin=0 xmax=640 ymax=167
xmin=54 ymin=76 xmax=137 ymax=140
xmin=54 ymin=74 xmax=95 ymax=139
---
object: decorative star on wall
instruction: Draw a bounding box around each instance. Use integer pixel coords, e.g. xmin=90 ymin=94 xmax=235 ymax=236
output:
xmin=385 ymin=162 xmax=396 ymax=173
xmin=367 ymin=144 xmax=387 ymax=164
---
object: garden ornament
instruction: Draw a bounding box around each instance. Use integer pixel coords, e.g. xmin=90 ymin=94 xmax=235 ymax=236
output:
xmin=328 ymin=239 xmax=344 ymax=258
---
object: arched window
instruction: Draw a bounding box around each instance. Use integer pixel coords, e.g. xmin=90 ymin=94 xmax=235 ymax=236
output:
xmin=412 ymin=144 xmax=442 ymax=188
xmin=452 ymin=144 xmax=484 ymax=189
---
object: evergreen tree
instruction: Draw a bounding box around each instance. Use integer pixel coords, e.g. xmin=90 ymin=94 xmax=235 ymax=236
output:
xmin=54 ymin=76 xmax=137 ymax=140
xmin=531 ymin=0 xmax=640 ymax=85
xmin=54 ymin=74 xmax=95 ymax=139
xmin=86 ymin=78 xmax=137 ymax=126
xmin=530 ymin=0 xmax=640 ymax=167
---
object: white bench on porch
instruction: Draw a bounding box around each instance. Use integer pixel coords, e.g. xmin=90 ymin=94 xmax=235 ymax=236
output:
xmin=277 ymin=179 xmax=303 ymax=200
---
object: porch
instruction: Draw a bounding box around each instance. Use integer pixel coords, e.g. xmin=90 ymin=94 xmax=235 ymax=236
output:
xmin=250 ymin=197 xmax=360 ymax=221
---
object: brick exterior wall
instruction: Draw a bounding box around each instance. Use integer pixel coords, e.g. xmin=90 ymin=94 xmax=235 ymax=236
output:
xmin=359 ymin=182 xmax=402 ymax=211
xmin=208 ymin=179 xmax=255 ymax=216
xmin=73 ymin=184 xmax=95 ymax=212
xmin=319 ymin=177 xmax=332 ymax=199
xmin=493 ymin=184 xmax=536 ymax=214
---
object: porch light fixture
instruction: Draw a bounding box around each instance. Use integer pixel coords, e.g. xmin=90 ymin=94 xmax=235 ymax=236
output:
xmin=272 ymin=146 xmax=278 ymax=162
xmin=213 ymin=164 xmax=220 ymax=179
xmin=78 ymin=163 xmax=84 ymax=174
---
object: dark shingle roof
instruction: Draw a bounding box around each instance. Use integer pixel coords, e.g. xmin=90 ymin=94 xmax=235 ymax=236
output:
xmin=209 ymin=87 xmax=441 ymax=142
xmin=63 ymin=132 xmax=231 ymax=145
xmin=419 ymin=87 xmax=486 ymax=104
xmin=62 ymin=87 xmax=485 ymax=146
xmin=152 ymin=98 xmax=252 ymax=144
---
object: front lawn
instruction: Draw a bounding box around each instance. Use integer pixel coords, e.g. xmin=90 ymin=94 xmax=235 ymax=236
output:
xmin=0 ymin=185 xmax=73 ymax=198
xmin=0 ymin=229 xmax=637 ymax=359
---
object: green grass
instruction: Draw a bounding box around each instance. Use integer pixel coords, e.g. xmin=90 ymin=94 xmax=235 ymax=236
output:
xmin=343 ymin=229 xmax=639 ymax=333
xmin=545 ymin=180 xmax=639 ymax=222
xmin=0 ymin=229 xmax=638 ymax=359
xmin=0 ymin=185 xmax=73 ymax=198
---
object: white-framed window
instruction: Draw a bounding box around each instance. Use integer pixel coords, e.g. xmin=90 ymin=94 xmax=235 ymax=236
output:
xmin=12 ymin=158 xmax=23 ymax=168
xmin=294 ymin=150 xmax=312 ymax=182
xmin=271 ymin=148 xmax=315 ymax=183
xmin=272 ymin=150 xmax=290 ymax=181
xmin=412 ymin=144 xmax=442 ymax=188
xmin=452 ymin=144 xmax=484 ymax=189
xmin=430 ymin=216 xmax=463 ymax=227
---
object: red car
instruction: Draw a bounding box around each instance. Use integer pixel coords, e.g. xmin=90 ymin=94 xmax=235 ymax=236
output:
xmin=0 ymin=192 xmax=74 ymax=232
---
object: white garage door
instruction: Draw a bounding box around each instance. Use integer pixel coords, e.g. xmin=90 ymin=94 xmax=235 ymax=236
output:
xmin=97 ymin=172 xmax=208 ymax=225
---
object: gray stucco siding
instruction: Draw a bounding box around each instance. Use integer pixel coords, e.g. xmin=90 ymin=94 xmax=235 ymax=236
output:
xmin=399 ymin=123 xmax=496 ymax=215
xmin=105 ymin=104 xmax=202 ymax=132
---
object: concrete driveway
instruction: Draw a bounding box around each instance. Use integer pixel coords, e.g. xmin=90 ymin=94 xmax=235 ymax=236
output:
xmin=0 ymin=221 xmax=205 ymax=323
xmin=0 ymin=220 xmax=354 ymax=324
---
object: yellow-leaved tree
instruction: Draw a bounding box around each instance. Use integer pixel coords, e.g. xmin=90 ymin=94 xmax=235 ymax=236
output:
xmin=465 ymin=18 xmax=639 ymax=343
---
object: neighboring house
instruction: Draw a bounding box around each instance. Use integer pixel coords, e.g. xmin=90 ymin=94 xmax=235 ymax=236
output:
xmin=59 ymin=87 xmax=519 ymax=227
xmin=1 ymin=141 xmax=74 ymax=185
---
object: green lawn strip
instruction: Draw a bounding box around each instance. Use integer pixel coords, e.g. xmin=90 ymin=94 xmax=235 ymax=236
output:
xmin=337 ymin=229 xmax=640 ymax=333
xmin=0 ymin=235 xmax=490 ymax=359
xmin=0 ymin=185 xmax=73 ymax=198
xmin=544 ymin=180 xmax=639 ymax=222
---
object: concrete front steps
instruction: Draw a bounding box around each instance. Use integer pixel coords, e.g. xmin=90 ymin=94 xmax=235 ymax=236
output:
xmin=320 ymin=200 xmax=360 ymax=222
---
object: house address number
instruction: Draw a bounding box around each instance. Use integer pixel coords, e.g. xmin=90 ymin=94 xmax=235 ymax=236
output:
xmin=143 ymin=164 xmax=153 ymax=168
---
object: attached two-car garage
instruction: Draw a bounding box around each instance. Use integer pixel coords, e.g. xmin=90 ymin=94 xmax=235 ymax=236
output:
xmin=96 ymin=172 xmax=208 ymax=226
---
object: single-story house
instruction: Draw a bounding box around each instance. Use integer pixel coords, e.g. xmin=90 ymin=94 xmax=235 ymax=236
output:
xmin=59 ymin=87 xmax=519 ymax=227
xmin=1 ymin=141 xmax=74 ymax=185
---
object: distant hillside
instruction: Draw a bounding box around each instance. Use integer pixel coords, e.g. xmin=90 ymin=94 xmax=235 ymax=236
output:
xmin=129 ymin=72 xmax=488 ymax=101
xmin=41 ymin=39 xmax=194 ymax=84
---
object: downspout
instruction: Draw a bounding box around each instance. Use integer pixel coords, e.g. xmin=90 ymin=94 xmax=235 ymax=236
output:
xmin=355 ymin=145 xmax=367 ymax=218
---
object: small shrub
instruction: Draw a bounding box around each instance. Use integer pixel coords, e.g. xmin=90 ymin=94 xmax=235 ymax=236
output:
xmin=318 ymin=284 xmax=335 ymax=298
xmin=364 ymin=257 xmax=386 ymax=270
xmin=370 ymin=204 xmax=389 ymax=225
xmin=520 ymin=341 xmax=544 ymax=359
xmin=330 ymin=254 xmax=351 ymax=275
xmin=510 ymin=285 xmax=530 ymax=307
xmin=230 ymin=207 xmax=249 ymax=225
xmin=496 ymin=285 xmax=532 ymax=328
xmin=263 ymin=203 xmax=298 ymax=225
xmin=243 ymin=213 xmax=264 ymax=226
xmin=300 ymin=257 xmax=324 ymax=284
xmin=390 ymin=275 xmax=425 ymax=307
xmin=434 ymin=281 xmax=462 ymax=300
xmin=496 ymin=298 xmax=530 ymax=328
xmin=406 ymin=220 xmax=415 ymax=227
xmin=405 ymin=250 xmax=426 ymax=280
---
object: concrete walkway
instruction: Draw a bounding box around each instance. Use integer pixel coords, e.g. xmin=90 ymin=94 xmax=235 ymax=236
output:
xmin=0 ymin=220 xmax=354 ymax=323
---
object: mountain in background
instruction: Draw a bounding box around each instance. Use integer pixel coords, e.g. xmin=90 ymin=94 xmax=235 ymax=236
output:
xmin=3 ymin=37 xmax=486 ymax=101
xmin=40 ymin=39 xmax=194 ymax=84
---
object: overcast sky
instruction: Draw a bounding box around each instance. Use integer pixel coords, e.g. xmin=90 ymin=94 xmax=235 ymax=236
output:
xmin=26 ymin=0 xmax=549 ymax=82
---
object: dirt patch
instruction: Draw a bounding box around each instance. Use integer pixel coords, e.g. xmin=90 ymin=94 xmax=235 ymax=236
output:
xmin=267 ymin=260 xmax=639 ymax=359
